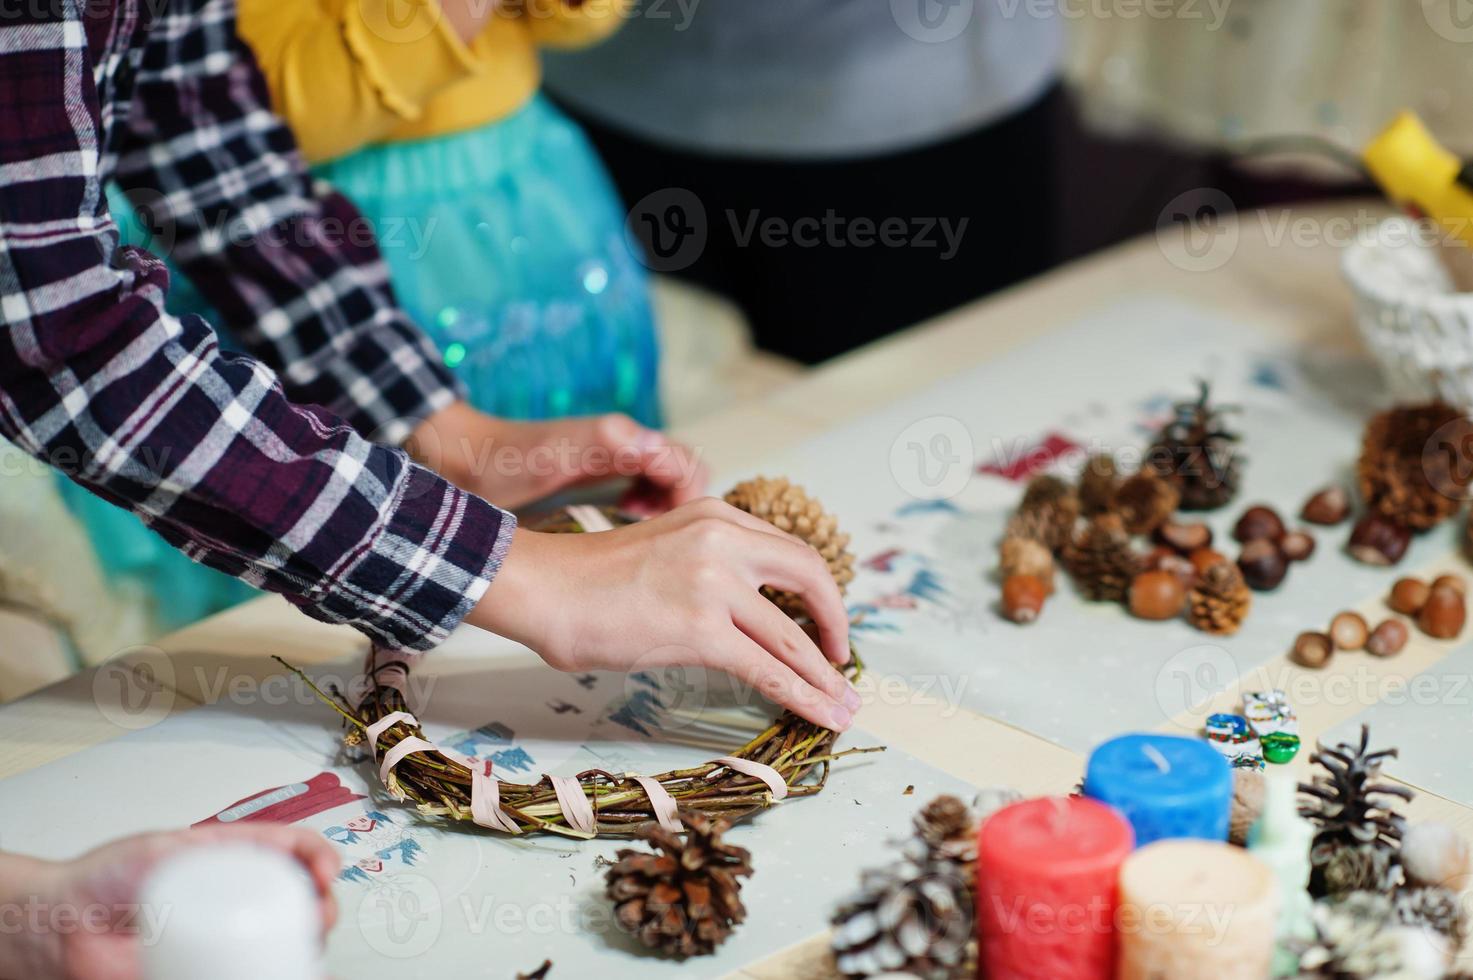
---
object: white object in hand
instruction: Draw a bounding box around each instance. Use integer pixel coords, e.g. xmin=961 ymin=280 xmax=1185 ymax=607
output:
xmin=138 ymin=843 xmax=322 ymax=980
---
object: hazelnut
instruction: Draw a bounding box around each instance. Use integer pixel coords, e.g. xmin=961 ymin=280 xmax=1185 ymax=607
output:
xmin=1433 ymin=573 xmax=1468 ymax=596
xmin=1129 ymin=570 xmax=1187 ymax=621
xmin=1238 ymin=539 xmax=1289 ymax=591
xmin=1000 ymin=536 xmax=1055 ymax=594
xmin=1001 ymin=574 xmax=1047 ymax=624
xmin=1291 ymin=631 xmax=1334 ymax=669
xmin=1233 ymin=505 xmax=1286 ymax=543
xmin=1346 ymin=515 xmax=1411 ymax=566
xmin=1328 ymin=611 xmax=1369 ymax=651
xmin=1388 ymin=577 xmax=1430 ymax=615
xmin=1188 ymin=547 xmax=1230 ymax=576
xmin=1366 ymin=619 xmax=1410 ymax=657
xmin=1418 ymin=586 xmax=1466 ymax=640
xmin=1279 ymin=530 xmax=1316 ymax=562
xmin=1301 ymin=486 xmax=1351 ymax=526
xmin=1157 ymin=521 xmax=1213 ymax=554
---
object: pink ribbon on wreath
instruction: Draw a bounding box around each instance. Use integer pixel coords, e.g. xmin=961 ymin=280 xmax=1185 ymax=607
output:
xmin=712 ymin=756 xmax=789 ymax=801
xmin=363 ymin=711 xmax=418 ymax=762
xmin=548 ymin=774 xmax=597 ymax=834
xmin=565 ymin=504 xmax=617 ymax=532
xmin=378 ymin=736 xmax=439 ymax=795
xmin=470 ymin=760 xmax=522 ymax=834
xmin=631 ymin=775 xmax=683 ymax=832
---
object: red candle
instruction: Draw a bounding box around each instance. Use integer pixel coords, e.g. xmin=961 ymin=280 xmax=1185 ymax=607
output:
xmin=977 ymin=796 xmax=1134 ymax=980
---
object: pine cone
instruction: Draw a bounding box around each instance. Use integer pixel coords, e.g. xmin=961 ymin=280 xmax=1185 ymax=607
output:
xmin=606 ymin=811 xmax=753 ymax=958
xmin=1186 ymin=560 xmax=1251 ymax=634
xmin=1115 ymin=471 xmax=1181 ymax=536
xmin=1395 ymin=886 xmax=1469 ymax=944
xmin=1293 ymin=893 xmax=1410 ymax=978
xmin=830 ymin=846 xmax=972 ymax=979
xmin=1077 ymin=454 xmax=1121 ymax=516
xmin=1017 ymin=475 xmax=1080 ymax=550
xmin=1359 ymin=401 xmax=1471 ymax=532
xmin=1063 ymin=514 xmax=1142 ymax=603
xmin=725 ymin=477 xmax=854 ymax=618
xmin=1312 ymin=841 xmax=1398 ymax=897
xmin=1299 ymin=725 xmax=1414 ymax=897
xmin=1147 ymin=381 xmax=1243 ymax=511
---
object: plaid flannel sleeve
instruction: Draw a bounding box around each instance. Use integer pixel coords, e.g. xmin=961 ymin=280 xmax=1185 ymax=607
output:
xmin=0 ymin=2 xmax=515 ymax=651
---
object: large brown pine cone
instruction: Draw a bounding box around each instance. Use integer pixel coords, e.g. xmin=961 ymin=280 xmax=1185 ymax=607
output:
xmin=1077 ymin=454 xmax=1121 ymax=516
xmin=1186 ymin=561 xmax=1251 ymax=634
xmin=606 ymin=811 xmax=753 ymax=958
xmin=1016 ymin=475 xmax=1080 ymax=550
xmin=1115 ymin=471 xmax=1181 ymax=536
xmin=1358 ymin=401 xmax=1472 ymax=531
xmin=1063 ymin=514 xmax=1142 ymax=603
xmin=725 ymin=477 xmax=854 ymax=617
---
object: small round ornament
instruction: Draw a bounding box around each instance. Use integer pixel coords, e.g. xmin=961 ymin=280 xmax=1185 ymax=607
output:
xmin=1261 ymin=732 xmax=1301 ymax=765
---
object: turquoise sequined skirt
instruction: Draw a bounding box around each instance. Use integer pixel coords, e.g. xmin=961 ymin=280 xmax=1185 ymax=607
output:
xmin=66 ymin=94 xmax=659 ymax=633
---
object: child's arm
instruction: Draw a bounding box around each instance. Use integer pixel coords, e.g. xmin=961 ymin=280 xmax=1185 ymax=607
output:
xmin=237 ymin=0 xmax=494 ymax=163
xmin=518 ymin=0 xmax=633 ymax=49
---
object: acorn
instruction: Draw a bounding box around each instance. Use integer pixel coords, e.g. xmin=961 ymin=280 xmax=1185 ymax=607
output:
xmin=1388 ymin=577 xmax=1430 ymax=616
xmin=1328 ymin=611 xmax=1369 ymax=651
xmin=1157 ymin=521 xmax=1213 ymax=554
xmin=1366 ymin=619 xmax=1410 ymax=657
xmin=1291 ymin=631 xmax=1334 ymax=669
xmin=1301 ymin=485 xmax=1351 ymax=525
xmin=1279 ymin=530 xmax=1316 ymax=562
xmin=1346 ymin=515 xmax=1411 ymax=566
xmin=1418 ymin=585 xmax=1466 ymax=639
xmin=1238 ymin=539 xmax=1288 ymax=591
xmin=1002 ymin=574 xmax=1048 ymax=625
xmin=1233 ymin=505 xmax=1286 ymax=543
xmin=1000 ymin=536 xmax=1055 ymax=594
xmin=1129 ymin=570 xmax=1187 ymax=621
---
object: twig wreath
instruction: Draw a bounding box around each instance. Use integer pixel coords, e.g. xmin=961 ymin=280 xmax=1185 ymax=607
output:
xmin=282 ymin=494 xmax=882 ymax=839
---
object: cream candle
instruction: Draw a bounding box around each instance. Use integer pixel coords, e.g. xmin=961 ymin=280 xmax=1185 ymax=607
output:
xmin=1117 ymin=839 xmax=1280 ymax=980
xmin=977 ymin=796 xmax=1134 ymax=979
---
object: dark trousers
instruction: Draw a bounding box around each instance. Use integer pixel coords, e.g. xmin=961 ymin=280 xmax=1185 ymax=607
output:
xmin=561 ymin=86 xmax=1062 ymax=364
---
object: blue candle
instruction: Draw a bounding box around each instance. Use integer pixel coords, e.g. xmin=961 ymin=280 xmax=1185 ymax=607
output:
xmin=1083 ymin=733 xmax=1232 ymax=846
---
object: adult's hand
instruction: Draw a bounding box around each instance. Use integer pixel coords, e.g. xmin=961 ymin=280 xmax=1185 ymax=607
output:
xmin=467 ymin=497 xmax=858 ymax=730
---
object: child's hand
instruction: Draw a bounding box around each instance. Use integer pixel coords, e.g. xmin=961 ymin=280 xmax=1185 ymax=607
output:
xmin=467 ymin=498 xmax=860 ymax=730
xmin=1 ymin=826 xmax=339 ymax=980
xmin=410 ymin=403 xmax=707 ymax=514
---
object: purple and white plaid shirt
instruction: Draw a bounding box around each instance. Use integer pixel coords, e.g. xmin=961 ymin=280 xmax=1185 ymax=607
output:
xmin=0 ymin=0 xmax=515 ymax=650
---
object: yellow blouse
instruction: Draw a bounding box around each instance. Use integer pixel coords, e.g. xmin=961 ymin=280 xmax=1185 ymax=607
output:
xmin=238 ymin=0 xmax=627 ymax=164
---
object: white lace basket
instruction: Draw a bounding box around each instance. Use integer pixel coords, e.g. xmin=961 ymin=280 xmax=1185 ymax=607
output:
xmin=1343 ymin=216 xmax=1473 ymax=408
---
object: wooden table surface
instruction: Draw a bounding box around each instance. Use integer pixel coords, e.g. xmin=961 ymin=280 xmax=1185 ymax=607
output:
xmin=5 ymin=199 xmax=1470 ymax=977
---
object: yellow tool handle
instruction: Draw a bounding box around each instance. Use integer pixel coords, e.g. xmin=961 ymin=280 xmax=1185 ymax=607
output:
xmin=1363 ymin=111 xmax=1473 ymax=247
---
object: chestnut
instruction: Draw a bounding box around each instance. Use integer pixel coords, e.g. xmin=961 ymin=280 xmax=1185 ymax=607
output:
xmin=1234 ymin=505 xmax=1286 ymax=543
xmin=1328 ymin=611 xmax=1369 ymax=651
xmin=1157 ymin=521 xmax=1213 ymax=554
xmin=1189 ymin=547 xmax=1230 ymax=577
xmin=1418 ymin=585 xmax=1467 ymax=640
xmin=1238 ymin=538 xmax=1289 ymax=591
xmin=1279 ymin=530 xmax=1316 ymax=562
xmin=1291 ymin=631 xmax=1334 ymax=669
xmin=1388 ymin=577 xmax=1430 ymax=616
xmin=1301 ymin=486 xmax=1350 ymax=526
xmin=1346 ymin=515 xmax=1411 ymax=566
xmin=1366 ymin=619 xmax=1410 ymax=657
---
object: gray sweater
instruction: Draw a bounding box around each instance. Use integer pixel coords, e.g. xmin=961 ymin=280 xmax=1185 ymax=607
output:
xmin=543 ymin=0 xmax=1063 ymax=159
